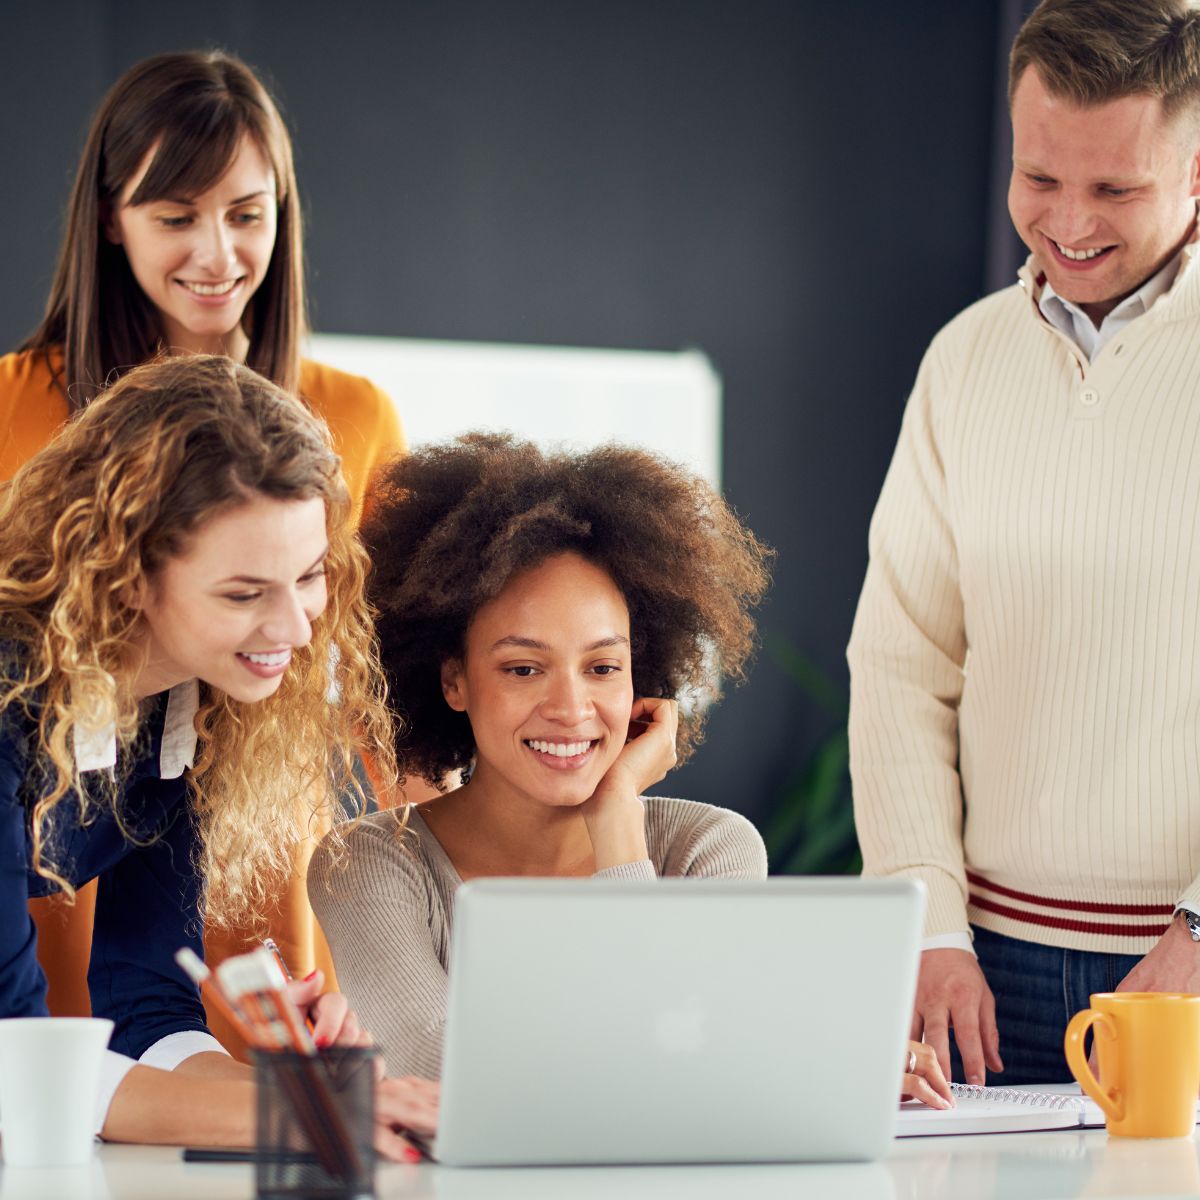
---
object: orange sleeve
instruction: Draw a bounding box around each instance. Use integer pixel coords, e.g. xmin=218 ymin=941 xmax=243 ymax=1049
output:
xmin=298 ymin=359 xmax=407 ymax=520
xmin=0 ymin=350 xmax=71 ymax=483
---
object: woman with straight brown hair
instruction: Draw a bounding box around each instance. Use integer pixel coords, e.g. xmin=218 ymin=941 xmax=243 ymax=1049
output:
xmin=1 ymin=49 xmax=406 ymax=1052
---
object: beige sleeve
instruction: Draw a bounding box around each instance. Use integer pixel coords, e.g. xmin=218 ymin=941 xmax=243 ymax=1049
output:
xmin=651 ymin=799 xmax=770 ymax=879
xmin=308 ymin=821 xmax=447 ymax=1081
xmin=847 ymin=334 xmax=971 ymax=937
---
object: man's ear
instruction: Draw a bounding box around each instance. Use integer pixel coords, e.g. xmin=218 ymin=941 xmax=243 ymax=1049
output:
xmin=441 ymin=658 xmax=468 ymax=712
xmin=1185 ymin=118 xmax=1200 ymax=197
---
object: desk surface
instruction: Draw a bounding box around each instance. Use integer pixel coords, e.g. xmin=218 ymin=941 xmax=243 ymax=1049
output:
xmin=1 ymin=1131 xmax=1199 ymax=1200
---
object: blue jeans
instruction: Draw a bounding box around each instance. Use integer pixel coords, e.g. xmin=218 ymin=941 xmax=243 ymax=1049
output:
xmin=948 ymin=926 xmax=1142 ymax=1085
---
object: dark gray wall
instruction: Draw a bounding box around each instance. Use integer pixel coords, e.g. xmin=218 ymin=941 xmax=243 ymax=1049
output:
xmin=1 ymin=1 xmax=1000 ymax=833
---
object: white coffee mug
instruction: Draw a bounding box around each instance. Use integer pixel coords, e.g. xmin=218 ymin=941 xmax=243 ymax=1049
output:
xmin=0 ymin=1017 xmax=114 ymax=1167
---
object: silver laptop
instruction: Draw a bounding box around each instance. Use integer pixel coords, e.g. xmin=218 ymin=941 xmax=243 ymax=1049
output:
xmin=431 ymin=877 xmax=924 ymax=1167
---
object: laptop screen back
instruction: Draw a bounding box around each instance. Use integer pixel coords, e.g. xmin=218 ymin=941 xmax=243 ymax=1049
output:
xmin=436 ymin=876 xmax=924 ymax=1166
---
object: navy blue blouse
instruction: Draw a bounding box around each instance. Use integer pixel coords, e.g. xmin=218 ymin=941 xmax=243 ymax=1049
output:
xmin=0 ymin=690 xmax=212 ymax=1058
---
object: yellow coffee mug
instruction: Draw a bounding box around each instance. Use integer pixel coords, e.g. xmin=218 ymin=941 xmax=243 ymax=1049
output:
xmin=1065 ymin=992 xmax=1200 ymax=1138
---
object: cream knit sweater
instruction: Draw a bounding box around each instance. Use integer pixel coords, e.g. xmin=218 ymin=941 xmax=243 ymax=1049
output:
xmin=848 ymin=242 xmax=1200 ymax=954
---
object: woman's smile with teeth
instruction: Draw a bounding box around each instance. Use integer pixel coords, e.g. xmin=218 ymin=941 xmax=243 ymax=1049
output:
xmin=179 ymin=278 xmax=241 ymax=295
xmin=240 ymin=649 xmax=291 ymax=666
xmin=525 ymin=738 xmax=596 ymax=758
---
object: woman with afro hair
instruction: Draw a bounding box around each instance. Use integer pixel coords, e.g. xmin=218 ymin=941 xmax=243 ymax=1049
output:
xmin=309 ymin=433 xmax=774 ymax=1081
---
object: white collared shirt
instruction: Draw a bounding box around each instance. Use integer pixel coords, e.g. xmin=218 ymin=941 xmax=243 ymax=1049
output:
xmin=1037 ymin=253 xmax=1181 ymax=362
xmin=73 ymin=677 xmax=200 ymax=778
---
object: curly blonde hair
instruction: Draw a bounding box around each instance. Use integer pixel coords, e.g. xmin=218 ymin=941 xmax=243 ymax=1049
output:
xmin=0 ymin=355 xmax=395 ymax=928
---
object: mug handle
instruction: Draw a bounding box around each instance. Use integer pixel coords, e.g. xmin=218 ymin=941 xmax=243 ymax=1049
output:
xmin=1064 ymin=1008 xmax=1124 ymax=1123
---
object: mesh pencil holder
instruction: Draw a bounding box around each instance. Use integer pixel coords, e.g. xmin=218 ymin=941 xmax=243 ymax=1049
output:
xmin=253 ymin=1045 xmax=377 ymax=1200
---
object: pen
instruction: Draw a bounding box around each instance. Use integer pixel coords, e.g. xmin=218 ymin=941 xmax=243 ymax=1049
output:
xmin=402 ymin=1130 xmax=435 ymax=1162
xmin=182 ymin=1146 xmax=259 ymax=1163
xmin=261 ymin=937 xmax=317 ymax=1035
xmin=261 ymin=937 xmax=292 ymax=981
xmin=181 ymin=1147 xmax=345 ymax=1164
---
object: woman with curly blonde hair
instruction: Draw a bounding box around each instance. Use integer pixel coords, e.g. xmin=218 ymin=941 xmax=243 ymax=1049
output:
xmin=310 ymin=434 xmax=775 ymax=1081
xmin=0 ymin=355 xmax=435 ymax=1153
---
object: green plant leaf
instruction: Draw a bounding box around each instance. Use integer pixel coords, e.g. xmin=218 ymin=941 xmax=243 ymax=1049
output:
xmin=763 ymin=632 xmax=848 ymax=719
xmin=801 ymin=730 xmax=849 ymax=826
xmin=758 ymin=634 xmax=859 ymax=874
xmin=779 ymin=802 xmax=859 ymax=875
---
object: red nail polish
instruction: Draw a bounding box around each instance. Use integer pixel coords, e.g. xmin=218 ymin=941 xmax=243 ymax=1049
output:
xmin=314 ymin=1034 xmax=330 ymax=1049
xmin=303 ymin=969 xmax=318 ymax=982
xmin=402 ymin=1147 xmax=421 ymax=1163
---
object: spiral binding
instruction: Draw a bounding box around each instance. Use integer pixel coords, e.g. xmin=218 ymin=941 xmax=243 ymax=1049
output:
xmin=949 ymin=1082 xmax=1086 ymax=1110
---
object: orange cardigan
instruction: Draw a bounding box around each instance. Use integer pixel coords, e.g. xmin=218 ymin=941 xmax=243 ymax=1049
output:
xmin=0 ymin=348 xmax=406 ymax=1057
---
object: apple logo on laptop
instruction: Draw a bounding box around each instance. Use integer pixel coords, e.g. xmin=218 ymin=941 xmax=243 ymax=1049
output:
xmin=654 ymin=997 xmax=707 ymax=1054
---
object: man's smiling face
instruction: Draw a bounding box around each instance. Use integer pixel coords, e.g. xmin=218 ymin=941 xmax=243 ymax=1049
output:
xmin=1008 ymin=67 xmax=1200 ymax=324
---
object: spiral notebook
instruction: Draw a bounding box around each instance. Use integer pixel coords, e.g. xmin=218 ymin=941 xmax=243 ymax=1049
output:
xmin=896 ymin=1083 xmax=1108 ymax=1136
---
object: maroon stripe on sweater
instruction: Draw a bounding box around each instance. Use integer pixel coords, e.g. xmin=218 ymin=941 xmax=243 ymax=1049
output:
xmin=969 ymin=894 xmax=1171 ymax=939
xmin=966 ymin=871 xmax=1173 ymax=917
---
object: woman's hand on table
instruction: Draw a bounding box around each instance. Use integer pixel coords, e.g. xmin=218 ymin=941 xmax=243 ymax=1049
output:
xmin=375 ymin=1075 xmax=441 ymax=1161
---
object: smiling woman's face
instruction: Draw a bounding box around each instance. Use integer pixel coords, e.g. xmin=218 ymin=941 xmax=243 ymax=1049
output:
xmin=133 ymin=492 xmax=328 ymax=701
xmin=106 ymin=134 xmax=278 ymax=358
xmin=441 ymin=551 xmax=635 ymax=811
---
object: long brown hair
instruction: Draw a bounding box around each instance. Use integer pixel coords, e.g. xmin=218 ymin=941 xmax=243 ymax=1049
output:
xmin=0 ymin=355 xmax=394 ymax=927
xmin=21 ymin=51 xmax=305 ymax=408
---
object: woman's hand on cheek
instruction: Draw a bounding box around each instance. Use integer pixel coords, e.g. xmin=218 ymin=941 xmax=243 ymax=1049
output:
xmin=285 ymin=970 xmax=373 ymax=1049
xmin=618 ymin=696 xmax=679 ymax=792
xmin=579 ymin=697 xmax=678 ymax=871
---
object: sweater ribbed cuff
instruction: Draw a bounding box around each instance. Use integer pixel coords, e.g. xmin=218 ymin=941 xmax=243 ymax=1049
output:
xmin=593 ymin=859 xmax=657 ymax=882
xmin=905 ymin=867 xmax=969 ymax=939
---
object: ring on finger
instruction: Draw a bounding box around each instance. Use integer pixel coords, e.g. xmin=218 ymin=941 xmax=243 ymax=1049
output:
xmin=906 ymin=1049 xmax=916 ymax=1074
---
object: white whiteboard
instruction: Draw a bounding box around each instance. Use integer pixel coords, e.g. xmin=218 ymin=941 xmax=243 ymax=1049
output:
xmin=308 ymin=333 xmax=722 ymax=486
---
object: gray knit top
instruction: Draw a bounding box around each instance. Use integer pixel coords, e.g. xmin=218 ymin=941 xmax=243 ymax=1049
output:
xmin=308 ymin=797 xmax=768 ymax=1079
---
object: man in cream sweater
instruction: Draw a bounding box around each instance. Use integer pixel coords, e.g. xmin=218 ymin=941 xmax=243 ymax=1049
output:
xmin=849 ymin=0 xmax=1200 ymax=1086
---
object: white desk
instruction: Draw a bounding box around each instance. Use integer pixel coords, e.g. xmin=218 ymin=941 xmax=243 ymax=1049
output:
xmin=3 ymin=1132 xmax=1199 ymax=1200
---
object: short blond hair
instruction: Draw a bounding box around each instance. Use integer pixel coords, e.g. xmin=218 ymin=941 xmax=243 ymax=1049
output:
xmin=1010 ymin=0 xmax=1200 ymax=124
